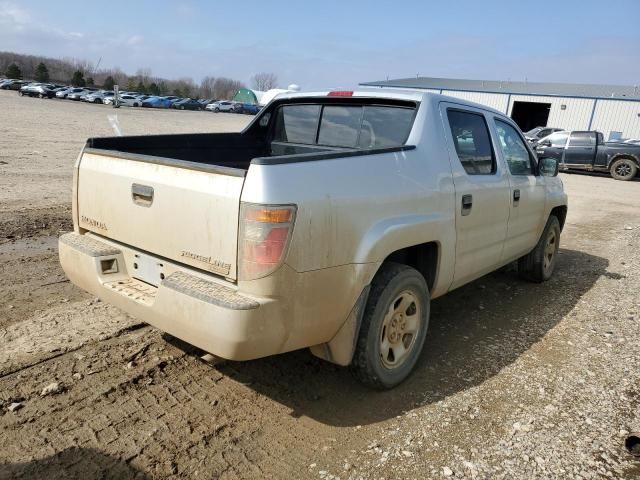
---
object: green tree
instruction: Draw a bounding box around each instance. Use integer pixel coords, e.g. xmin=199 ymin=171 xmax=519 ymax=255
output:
xmin=172 ymin=88 xmax=182 ymax=97
xmin=6 ymin=63 xmax=22 ymax=79
xmin=126 ymin=78 xmax=136 ymax=91
xmin=34 ymin=62 xmax=49 ymax=82
xmin=86 ymin=77 xmax=95 ymax=86
xmin=136 ymin=81 xmax=146 ymax=93
xmin=147 ymin=82 xmax=160 ymax=95
xmin=71 ymin=70 xmax=86 ymax=87
xmin=103 ymin=76 xmax=115 ymax=90
xmin=158 ymin=81 xmax=168 ymax=95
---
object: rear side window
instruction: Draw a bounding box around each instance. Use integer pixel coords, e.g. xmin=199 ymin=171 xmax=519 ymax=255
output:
xmin=273 ymin=103 xmax=415 ymax=148
xmin=447 ymin=110 xmax=495 ymax=175
xmin=569 ymin=132 xmax=595 ymax=146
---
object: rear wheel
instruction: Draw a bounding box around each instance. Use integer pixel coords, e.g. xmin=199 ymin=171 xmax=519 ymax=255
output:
xmin=351 ymin=263 xmax=429 ymax=389
xmin=610 ymin=158 xmax=638 ymax=181
xmin=518 ymin=215 xmax=561 ymax=282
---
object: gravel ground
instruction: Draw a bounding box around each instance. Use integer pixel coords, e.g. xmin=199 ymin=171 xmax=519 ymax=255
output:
xmin=0 ymin=89 xmax=639 ymax=479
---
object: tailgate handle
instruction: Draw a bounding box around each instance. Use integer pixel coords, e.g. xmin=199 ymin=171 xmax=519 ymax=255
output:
xmin=132 ymin=184 xmax=154 ymax=207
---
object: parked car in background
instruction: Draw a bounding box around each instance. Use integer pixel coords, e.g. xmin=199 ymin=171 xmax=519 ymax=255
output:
xmin=624 ymin=138 xmax=640 ymax=145
xmin=172 ymin=98 xmax=204 ymax=110
xmin=19 ymin=83 xmax=57 ymax=98
xmin=1 ymin=80 xmax=29 ymax=90
xmin=121 ymin=94 xmax=144 ymax=107
xmin=198 ymin=98 xmax=214 ymax=106
xmin=141 ymin=96 xmax=174 ymax=108
xmin=206 ymin=100 xmax=236 ymax=112
xmin=524 ymin=126 xmax=564 ymax=144
xmin=67 ymin=89 xmax=91 ymax=100
xmin=60 ymin=89 xmax=568 ymax=389
xmin=56 ymin=87 xmax=77 ymax=99
xmin=83 ymin=90 xmax=114 ymax=104
xmin=536 ymin=130 xmax=640 ymax=181
xmin=235 ymin=103 xmax=261 ymax=115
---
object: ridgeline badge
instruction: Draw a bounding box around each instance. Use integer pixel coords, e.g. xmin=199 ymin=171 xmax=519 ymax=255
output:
xmin=181 ymin=250 xmax=231 ymax=276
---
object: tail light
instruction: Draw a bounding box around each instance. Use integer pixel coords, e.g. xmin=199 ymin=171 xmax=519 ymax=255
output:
xmin=238 ymin=203 xmax=297 ymax=281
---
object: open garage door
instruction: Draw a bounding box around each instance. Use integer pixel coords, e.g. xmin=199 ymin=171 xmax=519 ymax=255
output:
xmin=510 ymin=101 xmax=551 ymax=132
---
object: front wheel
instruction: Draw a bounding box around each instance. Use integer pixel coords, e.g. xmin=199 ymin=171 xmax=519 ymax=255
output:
xmin=610 ymin=158 xmax=638 ymax=181
xmin=351 ymin=263 xmax=430 ymax=389
xmin=518 ymin=215 xmax=561 ymax=282
xmin=214 ymin=107 xmax=220 ymax=113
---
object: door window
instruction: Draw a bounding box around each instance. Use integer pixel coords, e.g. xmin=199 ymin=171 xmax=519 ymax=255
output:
xmin=446 ymin=110 xmax=496 ymax=175
xmin=545 ymin=132 xmax=569 ymax=147
xmin=495 ymin=119 xmax=534 ymax=175
xmin=569 ymin=132 xmax=595 ymax=146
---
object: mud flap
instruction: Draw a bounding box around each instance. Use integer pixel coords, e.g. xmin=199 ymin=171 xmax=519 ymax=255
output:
xmin=309 ymin=286 xmax=370 ymax=366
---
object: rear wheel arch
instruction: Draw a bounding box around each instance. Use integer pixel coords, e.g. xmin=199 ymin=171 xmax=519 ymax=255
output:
xmin=381 ymin=241 xmax=440 ymax=293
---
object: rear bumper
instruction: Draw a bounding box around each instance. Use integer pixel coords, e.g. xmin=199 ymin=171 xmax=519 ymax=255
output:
xmin=58 ymin=232 xmax=286 ymax=360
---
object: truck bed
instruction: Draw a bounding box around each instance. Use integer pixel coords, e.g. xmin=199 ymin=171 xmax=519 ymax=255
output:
xmin=88 ymin=132 xmax=268 ymax=171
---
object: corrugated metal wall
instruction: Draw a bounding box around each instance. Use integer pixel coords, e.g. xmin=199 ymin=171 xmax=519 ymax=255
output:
xmin=421 ymin=88 xmax=640 ymax=139
xmin=508 ymin=95 xmax=595 ymax=131
xmin=441 ymin=90 xmax=510 ymax=113
xmin=590 ymin=100 xmax=640 ymax=139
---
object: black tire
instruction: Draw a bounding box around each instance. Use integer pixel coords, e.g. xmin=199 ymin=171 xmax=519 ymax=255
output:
xmin=518 ymin=215 xmax=561 ymax=283
xmin=214 ymin=107 xmax=220 ymax=113
xmin=610 ymin=157 xmax=638 ymax=181
xmin=351 ymin=263 xmax=430 ymax=389
xmin=39 ymin=93 xmax=44 ymax=99
xmin=180 ymin=105 xmax=185 ymax=110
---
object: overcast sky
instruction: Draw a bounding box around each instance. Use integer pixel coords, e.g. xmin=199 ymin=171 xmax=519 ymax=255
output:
xmin=1 ymin=0 xmax=639 ymax=89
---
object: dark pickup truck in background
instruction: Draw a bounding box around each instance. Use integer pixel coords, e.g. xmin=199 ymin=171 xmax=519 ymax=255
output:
xmin=536 ymin=130 xmax=640 ymax=181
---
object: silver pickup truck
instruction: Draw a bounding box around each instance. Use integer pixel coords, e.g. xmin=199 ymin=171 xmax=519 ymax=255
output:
xmin=59 ymin=89 xmax=568 ymax=388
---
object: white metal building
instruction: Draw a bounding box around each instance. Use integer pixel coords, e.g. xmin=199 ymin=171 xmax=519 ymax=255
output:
xmin=360 ymin=77 xmax=640 ymax=140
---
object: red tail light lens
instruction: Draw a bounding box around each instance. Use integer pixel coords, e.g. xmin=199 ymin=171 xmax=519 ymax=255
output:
xmin=327 ymin=90 xmax=353 ymax=97
xmin=238 ymin=204 xmax=297 ymax=281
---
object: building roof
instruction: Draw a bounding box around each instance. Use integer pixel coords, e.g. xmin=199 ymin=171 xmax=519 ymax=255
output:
xmin=360 ymin=76 xmax=640 ymax=101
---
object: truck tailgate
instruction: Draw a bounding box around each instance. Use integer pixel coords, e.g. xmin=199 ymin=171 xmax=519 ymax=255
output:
xmin=77 ymin=150 xmax=244 ymax=280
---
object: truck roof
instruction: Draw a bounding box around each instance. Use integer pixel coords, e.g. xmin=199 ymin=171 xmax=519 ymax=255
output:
xmin=273 ymin=87 xmax=507 ymax=117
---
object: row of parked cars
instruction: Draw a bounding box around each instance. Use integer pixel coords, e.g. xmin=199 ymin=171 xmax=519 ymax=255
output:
xmin=0 ymin=79 xmax=261 ymax=115
xmin=523 ymin=126 xmax=640 ymax=181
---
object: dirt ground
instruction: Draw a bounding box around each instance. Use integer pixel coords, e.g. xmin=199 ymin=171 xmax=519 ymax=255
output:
xmin=1 ymin=89 xmax=639 ymax=480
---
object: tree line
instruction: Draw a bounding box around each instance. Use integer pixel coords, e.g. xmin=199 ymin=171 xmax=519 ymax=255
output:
xmin=0 ymin=51 xmax=276 ymax=100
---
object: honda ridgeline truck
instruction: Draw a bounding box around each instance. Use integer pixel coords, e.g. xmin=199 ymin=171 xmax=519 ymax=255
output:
xmin=59 ymin=90 xmax=568 ymax=388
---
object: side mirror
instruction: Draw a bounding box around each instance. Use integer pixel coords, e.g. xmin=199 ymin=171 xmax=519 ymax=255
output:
xmin=539 ymin=157 xmax=559 ymax=177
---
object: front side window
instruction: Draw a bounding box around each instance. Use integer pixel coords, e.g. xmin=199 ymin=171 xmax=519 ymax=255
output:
xmin=546 ymin=132 xmax=569 ymax=148
xmin=495 ymin=119 xmax=534 ymax=175
xmin=447 ymin=109 xmax=495 ymax=175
